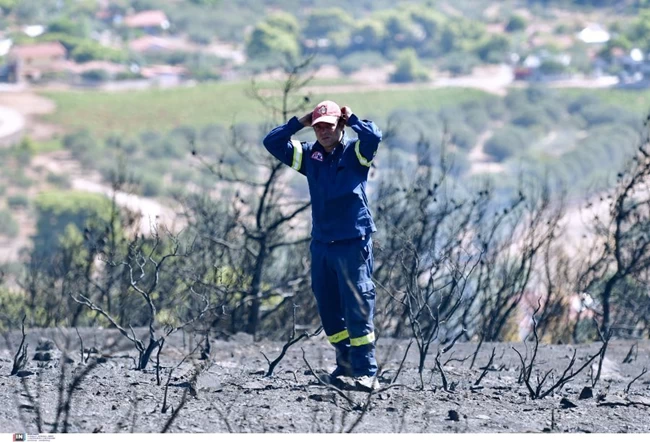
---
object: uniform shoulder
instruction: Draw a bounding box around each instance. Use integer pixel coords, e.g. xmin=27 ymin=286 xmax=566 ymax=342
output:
xmin=344 ymin=137 xmax=360 ymax=153
xmin=292 ymin=139 xmax=315 ymax=149
xmin=304 ymin=140 xmax=315 ymax=149
xmin=346 ymin=137 xmax=360 ymax=146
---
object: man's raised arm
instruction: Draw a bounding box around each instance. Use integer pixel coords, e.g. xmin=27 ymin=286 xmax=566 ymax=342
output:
xmin=262 ymin=114 xmax=311 ymax=175
xmin=341 ymin=106 xmax=382 ymax=168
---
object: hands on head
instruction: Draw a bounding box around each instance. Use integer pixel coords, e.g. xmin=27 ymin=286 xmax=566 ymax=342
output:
xmin=299 ymin=112 xmax=313 ymax=127
xmin=340 ymin=106 xmax=352 ymax=126
xmin=300 ymin=103 xmax=352 ymax=128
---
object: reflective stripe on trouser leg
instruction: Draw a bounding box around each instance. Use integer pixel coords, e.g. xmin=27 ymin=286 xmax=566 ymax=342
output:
xmin=350 ymin=331 xmax=375 ymax=346
xmin=328 ymin=329 xmax=349 ymax=344
xmin=332 ymin=235 xmax=377 ymax=377
xmin=310 ymin=239 xmax=351 ymax=372
xmin=328 ymin=329 xmax=352 ymax=374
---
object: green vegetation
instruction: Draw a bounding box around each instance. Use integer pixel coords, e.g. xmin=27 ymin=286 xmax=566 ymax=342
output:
xmin=31 ymin=191 xmax=115 ymax=260
xmin=0 ymin=0 xmax=644 ymax=90
xmin=560 ymin=89 xmax=650 ymax=115
xmin=42 ymin=83 xmax=488 ymax=137
xmin=43 ymin=82 xmax=263 ymax=138
xmin=246 ymin=21 xmax=301 ymax=63
xmin=505 ymin=14 xmax=527 ymax=33
xmin=70 ymin=40 xmax=127 ymax=63
xmin=391 ymin=49 xmax=430 ymax=83
xmin=4 ymin=0 xmax=650 ymax=343
xmin=485 ymin=126 xmax=529 ymax=161
xmin=37 ymin=75 xmax=650 ymax=204
xmin=0 ymin=209 xmax=19 ymax=237
xmin=0 ymin=1 xmax=504 ymax=75
xmin=0 ymin=0 xmax=17 ymax=15
xmin=7 ymin=194 xmax=29 ymax=209
xmin=46 ymin=172 xmax=71 ymax=189
xmin=0 ymin=288 xmax=27 ymax=330
xmin=42 ymin=83 xmax=486 ymax=202
xmin=600 ymin=10 xmax=650 ymax=57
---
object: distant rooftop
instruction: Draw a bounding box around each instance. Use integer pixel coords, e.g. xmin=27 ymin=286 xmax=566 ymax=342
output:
xmin=10 ymin=41 xmax=67 ymax=59
xmin=124 ymin=10 xmax=170 ymax=30
xmin=128 ymin=36 xmax=195 ymax=53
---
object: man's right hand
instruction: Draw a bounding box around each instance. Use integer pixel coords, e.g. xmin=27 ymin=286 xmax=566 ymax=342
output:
xmin=299 ymin=112 xmax=312 ymax=127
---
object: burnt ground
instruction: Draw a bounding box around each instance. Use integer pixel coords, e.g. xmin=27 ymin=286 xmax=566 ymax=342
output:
xmin=0 ymin=327 xmax=648 ymax=433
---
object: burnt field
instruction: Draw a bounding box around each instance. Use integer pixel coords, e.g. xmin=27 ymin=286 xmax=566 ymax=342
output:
xmin=0 ymin=328 xmax=649 ymax=433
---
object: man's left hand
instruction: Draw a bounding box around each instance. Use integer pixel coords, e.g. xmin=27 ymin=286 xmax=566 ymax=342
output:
xmin=341 ymin=106 xmax=352 ymax=126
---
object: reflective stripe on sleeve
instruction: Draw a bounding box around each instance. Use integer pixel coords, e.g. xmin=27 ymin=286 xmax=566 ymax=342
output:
xmin=291 ymin=139 xmax=303 ymax=171
xmin=354 ymin=140 xmax=372 ymax=167
xmin=328 ymin=329 xmax=350 ymax=344
xmin=350 ymin=331 xmax=375 ymax=346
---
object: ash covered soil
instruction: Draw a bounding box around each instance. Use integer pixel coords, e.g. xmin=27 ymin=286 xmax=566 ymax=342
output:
xmin=0 ymin=328 xmax=649 ymax=433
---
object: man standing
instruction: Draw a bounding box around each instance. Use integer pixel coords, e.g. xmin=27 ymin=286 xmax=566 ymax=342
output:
xmin=263 ymin=100 xmax=382 ymax=391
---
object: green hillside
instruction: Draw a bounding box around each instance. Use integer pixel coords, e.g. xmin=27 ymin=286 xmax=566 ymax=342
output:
xmin=42 ymin=83 xmax=490 ymax=138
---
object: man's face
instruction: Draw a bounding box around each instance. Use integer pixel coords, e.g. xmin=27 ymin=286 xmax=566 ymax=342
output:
xmin=313 ymin=120 xmax=343 ymax=149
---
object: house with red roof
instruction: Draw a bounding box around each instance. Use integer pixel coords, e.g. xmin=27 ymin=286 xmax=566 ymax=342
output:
xmin=6 ymin=41 xmax=68 ymax=82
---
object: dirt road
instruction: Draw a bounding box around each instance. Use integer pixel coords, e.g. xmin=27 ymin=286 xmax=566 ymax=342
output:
xmin=0 ymin=91 xmax=62 ymax=141
xmin=30 ymin=151 xmax=180 ymax=235
xmin=0 ymin=105 xmax=25 ymax=147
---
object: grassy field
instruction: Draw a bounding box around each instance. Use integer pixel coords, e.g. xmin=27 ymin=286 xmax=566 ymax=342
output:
xmin=39 ymin=80 xmax=650 ymax=151
xmin=40 ymin=81 xmax=490 ymax=139
xmin=561 ymin=88 xmax=650 ymax=116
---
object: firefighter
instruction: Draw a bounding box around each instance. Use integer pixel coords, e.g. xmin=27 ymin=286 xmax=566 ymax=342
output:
xmin=263 ymin=100 xmax=382 ymax=391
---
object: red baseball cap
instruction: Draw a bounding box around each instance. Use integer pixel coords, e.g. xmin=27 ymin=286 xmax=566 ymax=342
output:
xmin=311 ymin=100 xmax=341 ymax=126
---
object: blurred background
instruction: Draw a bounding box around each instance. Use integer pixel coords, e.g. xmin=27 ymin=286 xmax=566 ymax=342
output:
xmin=1 ymin=0 xmax=650 ymax=343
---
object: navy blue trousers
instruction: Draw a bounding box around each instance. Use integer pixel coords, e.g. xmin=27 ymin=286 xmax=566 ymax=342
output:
xmin=310 ymin=235 xmax=377 ymax=377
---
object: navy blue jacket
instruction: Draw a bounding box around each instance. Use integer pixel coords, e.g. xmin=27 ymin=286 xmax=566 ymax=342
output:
xmin=263 ymin=114 xmax=382 ymax=243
